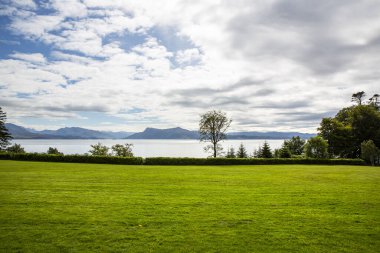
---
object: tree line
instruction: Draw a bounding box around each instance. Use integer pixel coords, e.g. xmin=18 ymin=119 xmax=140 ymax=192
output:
xmin=199 ymin=92 xmax=379 ymax=164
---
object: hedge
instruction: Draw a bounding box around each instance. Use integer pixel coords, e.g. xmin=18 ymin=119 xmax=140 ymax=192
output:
xmin=144 ymin=157 xmax=366 ymax=166
xmin=0 ymin=153 xmax=143 ymax=165
xmin=0 ymin=153 xmax=366 ymax=166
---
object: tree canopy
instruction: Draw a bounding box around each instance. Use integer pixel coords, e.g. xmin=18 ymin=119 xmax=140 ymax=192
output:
xmin=199 ymin=110 xmax=231 ymax=158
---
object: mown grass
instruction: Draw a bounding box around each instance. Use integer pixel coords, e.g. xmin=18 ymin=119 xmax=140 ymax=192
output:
xmin=0 ymin=160 xmax=379 ymax=252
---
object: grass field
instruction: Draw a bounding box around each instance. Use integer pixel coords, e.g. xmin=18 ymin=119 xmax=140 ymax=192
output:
xmin=0 ymin=161 xmax=379 ymax=252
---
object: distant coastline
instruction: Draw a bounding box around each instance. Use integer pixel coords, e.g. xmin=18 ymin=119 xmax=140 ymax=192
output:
xmin=6 ymin=123 xmax=316 ymax=140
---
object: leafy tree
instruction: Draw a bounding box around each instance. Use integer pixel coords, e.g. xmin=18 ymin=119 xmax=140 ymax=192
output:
xmin=278 ymin=145 xmax=291 ymax=158
xmin=318 ymin=117 xmax=355 ymax=158
xmin=283 ymin=136 xmax=305 ymax=155
xmin=304 ymin=136 xmax=329 ymax=158
xmin=236 ymin=143 xmax=248 ymax=158
xmin=352 ymin=91 xmax=365 ymax=105
xmin=112 ymin=143 xmax=134 ymax=157
xmin=47 ymin=147 xmax=63 ymax=155
xmin=6 ymin=143 xmax=25 ymax=153
xmin=225 ymin=146 xmax=236 ymax=158
xmin=0 ymin=107 xmax=12 ymax=150
xmin=260 ymin=141 xmax=273 ymax=158
xmin=361 ymin=140 xmax=379 ymax=166
xmin=253 ymin=146 xmax=262 ymax=158
xmin=89 ymin=142 xmax=109 ymax=156
xmin=199 ymin=110 xmax=231 ymax=158
xmin=319 ymin=96 xmax=380 ymax=158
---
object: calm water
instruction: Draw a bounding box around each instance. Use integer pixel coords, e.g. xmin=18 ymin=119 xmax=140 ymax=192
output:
xmin=11 ymin=139 xmax=285 ymax=158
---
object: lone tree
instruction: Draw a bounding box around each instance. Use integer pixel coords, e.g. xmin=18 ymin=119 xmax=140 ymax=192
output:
xmin=352 ymin=91 xmax=365 ymax=105
xmin=199 ymin=110 xmax=231 ymax=158
xmin=0 ymin=107 xmax=12 ymax=150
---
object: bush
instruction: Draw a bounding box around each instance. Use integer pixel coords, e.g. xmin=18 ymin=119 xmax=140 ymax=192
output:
xmin=304 ymin=136 xmax=329 ymax=158
xmin=6 ymin=143 xmax=25 ymax=153
xmin=361 ymin=140 xmax=380 ymax=166
xmin=144 ymin=157 xmax=365 ymax=166
xmin=47 ymin=147 xmax=63 ymax=155
xmin=0 ymin=153 xmax=143 ymax=165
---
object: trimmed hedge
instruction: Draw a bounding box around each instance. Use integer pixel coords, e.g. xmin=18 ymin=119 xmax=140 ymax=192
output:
xmin=144 ymin=157 xmax=366 ymax=166
xmin=0 ymin=153 xmax=366 ymax=166
xmin=0 ymin=153 xmax=143 ymax=165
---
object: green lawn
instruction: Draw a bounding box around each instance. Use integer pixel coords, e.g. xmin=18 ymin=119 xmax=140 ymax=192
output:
xmin=0 ymin=161 xmax=379 ymax=252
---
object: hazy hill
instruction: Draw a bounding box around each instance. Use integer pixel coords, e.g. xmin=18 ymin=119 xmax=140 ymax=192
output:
xmin=126 ymin=127 xmax=199 ymax=139
xmin=5 ymin=123 xmax=134 ymax=139
xmin=5 ymin=123 xmax=315 ymax=140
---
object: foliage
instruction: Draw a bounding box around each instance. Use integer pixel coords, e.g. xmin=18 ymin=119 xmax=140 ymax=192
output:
xmin=6 ymin=143 xmax=25 ymax=153
xmin=0 ymin=107 xmax=12 ymax=150
xmin=351 ymin=91 xmax=365 ymax=105
xmin=199 ymin=110 xmax=232 ymax=158
xmin=260 ymin=141 xmax=273 ymax=158
xmin=89 ymin=142 xmax=110 ymax=156
xmin=318 ymin=100 xmax=380 ymax=158
xmin=111 ymin=143 xmax=134 ymax=157
xmin=278 ymin=146 xmax=291 ymax=158
xmin=252 ymin=146 xmax=262 ymax=158
xmin=236 ymin=143 xmax=248 ymax=158
xmin=283 ymin=136 xmax=305 ymax=155
xmin=304 ymin=136 xmax=329 ymax=158
xmin=0 ymin=152 xmax=143 ymax=165
xmin=47 ymin=147 xmax=63 ymax=155
xmin=361 ymin=140 xmax=380 ymax=166
xmin=225 ymin=146 xmax=236 ymax=158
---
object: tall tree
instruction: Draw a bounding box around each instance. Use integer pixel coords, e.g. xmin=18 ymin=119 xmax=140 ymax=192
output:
xmin=304 ymin=136 xmax=329 ymax=159
xmin=199 ymin=110 xmax=231 ymax=158
xmin=0 ymin=107 xmax=12 ymax=150
xmin=225 ymin=147 xmax=236 ymax=158
xmin=236 ymin=143 xmax=248 ymax=158
xmin=260 ymin=141 xmax=273 ymax=158
xmin=319 ymin=93 xmax=380 ymax=158
xmin=351 ymin=91 xmax=365 ymax=105
xmin=283 ymin=136 xmax=305 ymax=155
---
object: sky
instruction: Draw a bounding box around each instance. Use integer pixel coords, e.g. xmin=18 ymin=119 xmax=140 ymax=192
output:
xmin=0 ymin=0 xmax=379 ymax=133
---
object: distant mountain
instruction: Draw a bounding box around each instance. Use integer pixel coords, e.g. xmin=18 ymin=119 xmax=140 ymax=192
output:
xmin=127 ymin=127 xmax=316 ymax=139
xmin=126 ymin=127 xmax=199 ymax=139
xmin=5 ymin=123 xmax=316 ymax=140
xmin=5 ymin=123 xmax=134 ymax=139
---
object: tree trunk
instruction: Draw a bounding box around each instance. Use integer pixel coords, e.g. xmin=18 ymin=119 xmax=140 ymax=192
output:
xmin=213 ymin=142 xmax=217 ymax=158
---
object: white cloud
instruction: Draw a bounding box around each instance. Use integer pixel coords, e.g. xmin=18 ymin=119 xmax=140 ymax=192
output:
xmin=1 ymin=0 xmax=379 ymax=132
xmin=176 ymin=48 xmax=202 ymax=65
xmin=9 ymin=52 xmax=46 ymax=63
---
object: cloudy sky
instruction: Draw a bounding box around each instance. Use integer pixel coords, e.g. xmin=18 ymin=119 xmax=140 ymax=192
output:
xmin=0 ymin=0 xmax=379 ymax=133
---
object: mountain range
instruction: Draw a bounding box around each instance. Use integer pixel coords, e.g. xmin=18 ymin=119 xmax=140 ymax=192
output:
xmin=5 ymin=123 xmax=134 ymax=139
xmin=5 ymin=123 xmax=315 ymax=140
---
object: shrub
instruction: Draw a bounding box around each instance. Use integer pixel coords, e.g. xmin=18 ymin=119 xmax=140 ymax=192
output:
xmin=6 ymin=143 xmax=25 ymax=153
xmin=111 ymin=143 xmax=134 ymax=157
xmin=89 ymin=143 xmax=110 ymax=156
xmin=47 ymin=147 xmax=63 ymax=155
xmin=361 ymin=140 xmax=380 ymax=166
